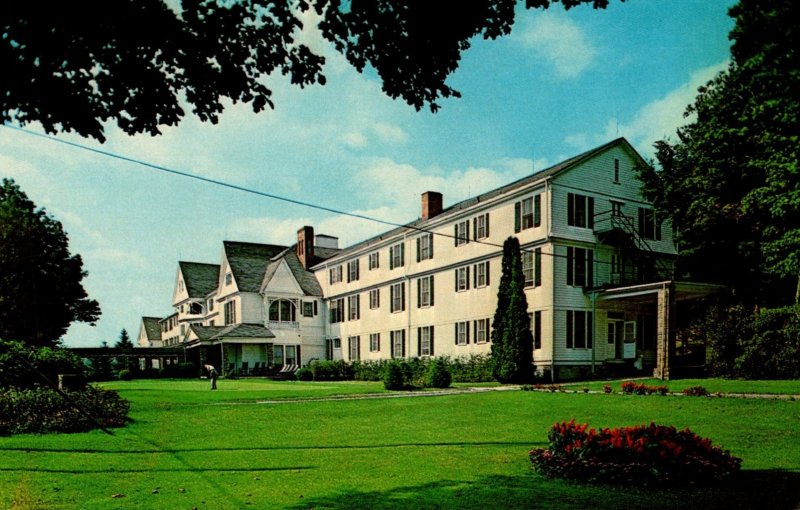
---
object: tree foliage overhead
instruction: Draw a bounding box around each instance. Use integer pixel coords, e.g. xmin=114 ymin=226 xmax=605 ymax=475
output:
xmin=637 ymin=0 xmax=800 ymax=305
xmin=2 ymin=0 xmax=620 ymax=142
xmin=0 ymin=179 xmax=100 ymax=346
xmin=491 ymin=236 xmax=534 ymax=383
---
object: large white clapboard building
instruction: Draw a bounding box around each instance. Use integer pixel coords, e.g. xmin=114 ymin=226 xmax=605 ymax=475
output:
xmin=138 ymin=138 xmax=720 ymax=380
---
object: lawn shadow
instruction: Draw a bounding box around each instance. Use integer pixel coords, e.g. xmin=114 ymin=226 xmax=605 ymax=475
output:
xmin=286 ymin=470 xmax=800 ymax=510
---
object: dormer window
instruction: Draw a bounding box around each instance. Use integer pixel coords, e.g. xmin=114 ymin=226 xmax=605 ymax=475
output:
xmin=269 ymin=299 xmax=296 ymax=322
xmin=614 ymin=159 xmax=620 ymax=183
xmin=225 ymin=272 xmax=232 ymax=286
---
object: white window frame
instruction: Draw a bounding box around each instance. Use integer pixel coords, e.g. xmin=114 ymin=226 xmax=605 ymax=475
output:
xmin=474 ymin=213 xmax=489 ymax=240
xmin=347 ymin=259 xmax=359 ymax=282
xmin=390 ymin=282 xmax=405 ymax=313
xmin=369 ymin=288 xmax=380 ymax=309
xmin=390 ymin=242 xmax=404 ymax=269
xmin=348 ymin=294 xmax=360 ymax=321
xmin=329 ymin=265 xmax=343 ymax=284
xmin=474 ymin=318 xmax=489 ymax=344
xmin=370 ymin=333 xmax=380 ymax=352
xmin=368 ymin=252 xmax=380 ymax=270
xmin=419 ymin=326 xmax=433 ymax=357
xmin=455 ymin=220 xmax=469 ymax=246
xmin=418 ymin=233 xmax=433 ymax=261
xmin=456 ymin=266 xmax=470 ymax=292
xmin=419 ymin=275 xmax=433 ymax=307
xmin=474 ymin=261 xmax=489 ymax=288
xmin=455 ymin=321 xmax=470 ymax=345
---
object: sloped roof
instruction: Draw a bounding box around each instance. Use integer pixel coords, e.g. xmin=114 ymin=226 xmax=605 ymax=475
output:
xmin=141 ymin=317 xmax=162 ymax=341
xmin=317 ymin=138 xmax=638 ymax=264
xmin=261 ymin=245 xmax=341 ymax=296
xmin=223 ymin=241 xmax=286 ymax=293
xmin=188 ymin=323 xmax=275 ymax=342
xmin=179 ymin=261 xmax=220 ymax=298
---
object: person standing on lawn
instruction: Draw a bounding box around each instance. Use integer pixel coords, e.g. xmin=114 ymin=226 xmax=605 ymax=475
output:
xmin=204 ymin=364 xmax=218 ymax=390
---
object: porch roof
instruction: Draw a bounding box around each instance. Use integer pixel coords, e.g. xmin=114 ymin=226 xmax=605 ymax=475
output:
xmin=591 ymin=281 xmax=726 ymax=304
xmin=185 ymin=323 xmax=275 ymax=347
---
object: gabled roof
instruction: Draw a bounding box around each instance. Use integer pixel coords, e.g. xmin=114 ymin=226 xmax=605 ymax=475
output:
xmin=261 ymin=245 xmax=341 ymax=296
xmin=223 ymin=241 xmax=286 ymax=293
xmin=141 ymin=317 xmax=162 ymax=341
xmin=316 ymin=138 xmax=640 ymax=264
xmin=178 ymin=261 xmax=220 ymax=298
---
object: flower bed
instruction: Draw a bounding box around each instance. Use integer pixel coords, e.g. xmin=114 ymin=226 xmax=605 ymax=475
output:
xmin=621 ymin=381 xmax=669 ymax=395
xmin=529 ymin=420 xmax=742 ymax=486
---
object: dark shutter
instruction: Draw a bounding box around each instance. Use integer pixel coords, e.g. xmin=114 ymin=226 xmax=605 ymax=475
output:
xmin=567 ymin=193 xmax=575 ymax=226
xmin=429 ymin=233 xmax=434 ymax=258
xmin=402 ymin=330 xmax=406 ymax=357
xmin=390 ymin=285 xmax=395 ymax=312
xmin=534 ymin=195 xmax=541 ymax=227
xmin=473 ymin=217 xmax=477 ymax=240
xmin=566 ymin=247 xmax=574 ymax=285
xmin=566 ymin=310 xmax=573 ymax=349
xmin=473 ymin=264 xmax=477 ymax=288
xmin=400 ymin=243 xmax=404 ymax=266
xmin=486 ymin=261 xmax=490 ymax=286
xmin=430 ymin=276 xmax=434 ymax=306
xmin=417 ymin=328 xmax=422 ymax=357
xmin=466 ymin=322 xmax=471 ymax=344
xmin=485 ymin=213 xmax=490 ymax=237
xmin=454 ymin=224 xmax=459 ymax=246
xmin=417 ymin=278 xmax=421 ymax=308
xmin=389 ymin=246 xmax=394 ymax=270
xmin=535 ymin=248 xmax=541 ymax=287
xmin=514 ymin=201 xmax=521 ymax=233
xmin=588 ymin=196 xmax=594 ymax=229
xmin=401 ymin=282 xmax=406 ymax=311
xmin=430 ymin=327 xmax=435 ymax=356
xmin=638 ymin=208 xmax=645 ymax=236
xmin=454 ymin=323 xmax=458 ymax=345
xmin=466 ymin=267 xmax=471 ymax=290
xmin=587 ymin=312 xmax=593 ymax=349
xmin=587 ymin=250 xmax=594 ymax=288
xmin=454 ymin=269 xmax=459 ymax=291
xmin=416 ymin=237 xmax=421 ymax=262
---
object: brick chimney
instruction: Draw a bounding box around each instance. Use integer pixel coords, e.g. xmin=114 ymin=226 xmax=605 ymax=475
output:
xmin=297 ymin=226 xmax=315 ymax=269
xmin=421 ymin=191 xmax=443 ymax=220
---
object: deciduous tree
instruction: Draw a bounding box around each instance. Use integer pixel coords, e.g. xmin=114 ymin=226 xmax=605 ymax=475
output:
xmin=0 ymin=179 xmax=100 ymax=346
xmin=2 ymin=0 xmax=620 ymax=142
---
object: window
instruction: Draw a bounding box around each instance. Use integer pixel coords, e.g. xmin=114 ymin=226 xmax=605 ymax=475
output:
xmin=348 ymin=336 xmax=360 ymax=360
xmin=418 ymin=326 xmax=434 ymax=356
xmin=474 ymin=318 xmax=490 ymax=343
xmin=474 ymin=261 xmax=490 ymax=288
xmin=566 ymin=310 xmax=593 ymax=349
xmin=347 ymin=259 xmax=359 ymax=282
xmin=329 ymin=265 xmax=343 ymax=284
xmin=611 ymin=200 xmax=623 ymax=216
xmin=454 ymin=220 xmax=469 ymax=246
xmin=369 ymin=288 xmax=380 ymax=309
xmin=566 ymin=247 xmax=594 ymax=287
xmin=225 ymin=272 xmax=232 ymax=286
xmin=417 ymin=233 xmax=434 ymax=261
xmin=329 ymin=298 xmax=344 ymax=323
xmin=285 ymin=345 xmax=298 ymax=365
xmin=638 ymin=207 xmax=661 ymax=241
xmin=368 ymin=251 xmax=380 ymax=270
xmin=302 ymin=301 xmax=315 ymax=317
xmin=224 ymin=301 xmax=236 ymax=325
xmin=474 ymin=213 xmax=490 ymax=240
xmin=207 ymin=298 xmax=214 ymax=312
xmin=390 ymin=282 xmax=405 ymax=312
xmin=567 ymin=193 xmax=594 ymax=229
xmin=269 ymin=299 xmax=296 ymax=322
xmin=389 ymin=242 xmax=405 ymax=269
xmin=614 ymin=158 xmax=620 ymax=183
xmin=273 ymin=345 xmax=284 ymax=365
xmin=370 ymin=333 xmax=381 ymax=352
xmin=332 ymin=338 xmax=341 ymax=349
xmin=455 ymin=266 xmax=470 ymax=292
xmin=455 ymin=321 xmax=470 ymax=345
xmin=417 ymin=275 xmax=434 ymax=307
xmin=391 ymin=330 xmax=406 ymax=358
xmin=180 ymin=323 xmax=185 ymax=336
xmin=515 ymin=195 xmax=541 ymax=232
xmin=611 ymin=252 xmax=623 ymax=282
xmin=178 ymin=280 xmax=184 ymax=292
xmin=522 ymin=249 xmax=541 ymax=287
xmin=348 ymin=295 xmax=360 ymax=321
xmin=532 ymin=311 xmax=542 ymax=350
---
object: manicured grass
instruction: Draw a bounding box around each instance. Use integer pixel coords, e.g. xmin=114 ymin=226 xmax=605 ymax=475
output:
xmin=1 ymin=379 xmax=799 ymax=510
xmin=562 ymin=377 xmax=800 ymax=395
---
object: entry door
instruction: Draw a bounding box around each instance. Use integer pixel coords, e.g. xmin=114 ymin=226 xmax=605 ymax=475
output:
xmin=607 ymin=320 xmax=624 ymax=359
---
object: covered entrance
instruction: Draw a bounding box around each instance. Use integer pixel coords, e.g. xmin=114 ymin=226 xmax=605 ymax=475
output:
xmin=592 ymin=281 xmax=725 ymax=380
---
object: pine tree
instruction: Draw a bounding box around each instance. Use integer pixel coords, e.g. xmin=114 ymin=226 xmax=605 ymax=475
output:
xmin=491 ymin=237 xmax=534 ymax=383
xmin=115 ymin=329 xmax=133 ymax=349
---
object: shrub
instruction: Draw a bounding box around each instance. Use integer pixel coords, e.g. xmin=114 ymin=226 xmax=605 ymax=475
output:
xmin=0 ymin=386 xmax=130 ymax=434
xmin=295 ymin=367 xmax=313 ymax=381
xmin=426 ymin=358 xmax=452 ymax=388
xmin=621 ymin=381 xmax=669 ymax=396
xmin=383 ymin=361 xmax=406 ymax=390
xmin=309 ymin=360 xmax=352 ymax=381
xmin=0 ymin=340 xmax=87 ymax=388
xmin=117 ymin=369 xmax=133 ymax=381
xmin=603 ymin=384 xmax=613 ymax=394
xmin=529 ymin=420 xmax=742 ymax=486
xmin=682 ymin=386 xmax=710 ymax=397
xmin=176 ymin=362 xmax=197 ymax=378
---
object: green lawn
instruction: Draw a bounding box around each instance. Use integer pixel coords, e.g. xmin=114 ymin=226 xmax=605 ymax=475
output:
xmin=562 ymin=378 xmax=800 ymax=395
xmin=1 ymin=378 xmax=799 ymax=510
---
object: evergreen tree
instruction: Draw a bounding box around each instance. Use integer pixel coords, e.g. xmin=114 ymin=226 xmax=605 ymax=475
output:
xmin=491 ymin=237 xmax=534 ymax=383
xmin=115 ymin=329 xmax=133 ymax=349
xmin=0 ymin=179 xmax=100 ymax=346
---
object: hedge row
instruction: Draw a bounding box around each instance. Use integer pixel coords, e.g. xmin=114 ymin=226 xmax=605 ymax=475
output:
xmin=304 ymin=354 xmax=493 ymax=384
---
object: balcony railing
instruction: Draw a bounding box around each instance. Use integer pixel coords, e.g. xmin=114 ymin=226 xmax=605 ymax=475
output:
xmin=268 ymin=320 xmax=299 ymax=329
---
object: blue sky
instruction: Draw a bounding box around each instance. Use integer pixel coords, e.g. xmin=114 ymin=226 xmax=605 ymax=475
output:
xmin=0 ymin=0 xmax=736 ymax=347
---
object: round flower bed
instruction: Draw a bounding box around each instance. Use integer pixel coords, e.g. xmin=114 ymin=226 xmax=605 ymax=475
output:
xmin=529 ymin=420 xmax=741 ymax=486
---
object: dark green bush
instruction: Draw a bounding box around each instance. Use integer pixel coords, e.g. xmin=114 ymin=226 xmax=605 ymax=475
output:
xmin=295 ymin=367 xmax=313 ymax=381
xmin=176 ymin=362 xmax=197 ymax=378
xmin=117 ymin=369 xmax=133 ymax=380
xmin=383 ymin=361 xmax=406 ymax=390
xmin=0 ymin=340 xmax=87 ymax=388
xmin=426 ymin=358 xmax=452 ymax=388
xmin=309 ymin=360 xmax=352 ymax=381
xmin=0 ymin=386 xmax=130 ymax=434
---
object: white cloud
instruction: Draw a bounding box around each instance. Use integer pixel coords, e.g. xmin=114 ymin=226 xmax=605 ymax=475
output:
xmin=372 ymin=123 xmax=408 ymax=144
xmin=515 ymin=12 xmax=597 ymax=79
xmin=342 ymin=132 xmax=368 ymax=148
xmin=565 ymin=60 xmax=729 ymax=157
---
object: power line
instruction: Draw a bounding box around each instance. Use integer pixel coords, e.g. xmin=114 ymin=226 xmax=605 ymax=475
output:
xmin=2 ymin=123 xmax=646 ymax=268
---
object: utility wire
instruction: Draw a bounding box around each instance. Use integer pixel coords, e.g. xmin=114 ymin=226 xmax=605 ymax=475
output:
xmin=2 ymin=123 xmax=636 ymax=267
